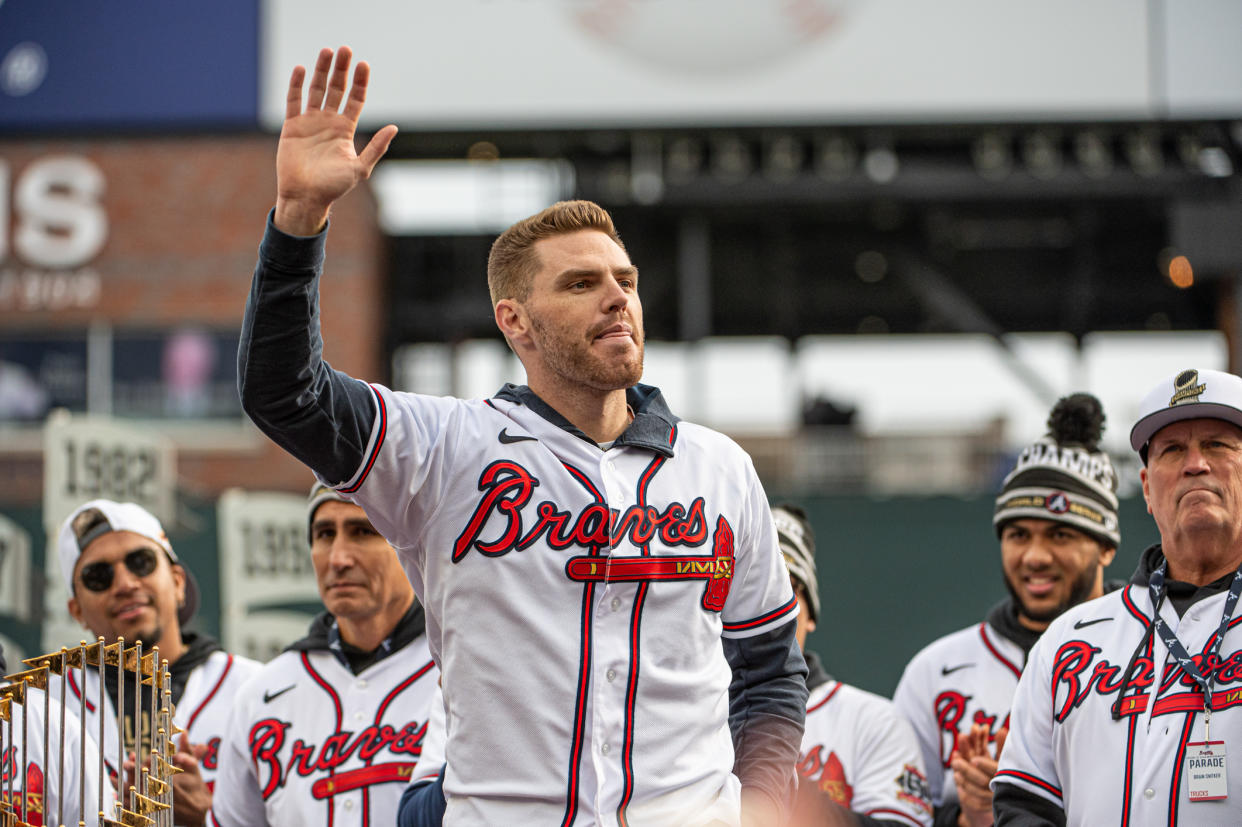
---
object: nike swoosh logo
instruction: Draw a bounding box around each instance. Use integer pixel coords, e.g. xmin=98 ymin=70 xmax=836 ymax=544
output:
xmin=1073 ymin=617 xmax=1113 ymax=629
xmin=498 ymin=428 xmax=538 ymax=445
xmin=941 ymin=663 xmax=975 ymax=676
xmin=263 ymin=684 xmax=296 ymax=703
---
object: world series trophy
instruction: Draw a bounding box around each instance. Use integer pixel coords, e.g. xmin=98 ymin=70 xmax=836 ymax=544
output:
xmin=0 ymin=637 xmax=179 ymax=827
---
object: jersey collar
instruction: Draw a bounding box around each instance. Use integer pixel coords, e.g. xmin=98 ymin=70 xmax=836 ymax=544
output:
xmin=494 ymin=382 xmax=678 ymax=457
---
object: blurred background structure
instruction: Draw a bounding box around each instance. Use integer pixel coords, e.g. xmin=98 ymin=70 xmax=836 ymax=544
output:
xmin=1 ymin=0 xmax=1240 ymax=694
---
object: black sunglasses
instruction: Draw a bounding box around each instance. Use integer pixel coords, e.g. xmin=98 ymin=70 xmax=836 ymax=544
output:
xmin=78 ymin=547 xmax=160 ymax=593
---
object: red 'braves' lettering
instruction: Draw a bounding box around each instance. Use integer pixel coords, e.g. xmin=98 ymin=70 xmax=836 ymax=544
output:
xmin=0 ymin=761 xmax=46 ymax=824
xmin=247 ymin=718 xmax=426 ymax=800
xmin=454 ymin=459 xmax=713 ymax=563
xmin=934 ymin=691 xmax=967 ymax=768
xmin=453 ymin=461 xmax=540 ymax=560
xmin=1051 ymin=641 xmax=1102 ymax=722
xmin=1048 ymin=640 xmax=1242 ymax=721
xmin=933 ymin=691 xmax=1006 ymax=768
xmin=250 ymin=718 xmax=289 ymax=799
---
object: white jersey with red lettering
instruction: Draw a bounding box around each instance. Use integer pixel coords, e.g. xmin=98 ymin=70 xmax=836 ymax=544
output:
xmin=335 ymin=383 xmax=798 ymax=826
xmin=60 ymin=648 xmax=260 ymax=793
xmin=1 ymin=685 xmax=117 ymax=827
xmin=208 ymin=634 xmax=438 ymax=827
xmin=995 ymin=579 xmax=1242 ymax=825
xmin=797 ymin=675 xmax=933 ymax=827
xmin=892 ymin=619 xmax=1023 ymax=808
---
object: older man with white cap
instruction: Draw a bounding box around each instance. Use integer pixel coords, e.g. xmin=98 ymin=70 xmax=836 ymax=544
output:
xmin=994 ymin=368 xmax=1242 ymax=825
xmin=57 ymin=499 xmax=260 ymax=825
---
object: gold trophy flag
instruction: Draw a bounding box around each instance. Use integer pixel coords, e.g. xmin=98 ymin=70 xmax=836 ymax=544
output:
xmin=0 ymin=682 xmax=24 ymax=705
xmin=3 ymin=668 xmax=48 ymax=693
xmin=20 ymin=651 xmax=68 ymax=675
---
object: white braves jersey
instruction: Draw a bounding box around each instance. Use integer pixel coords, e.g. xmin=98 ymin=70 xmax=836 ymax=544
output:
xmin=796 ymin=679 xmax=933 ymax=827
xmin=209 ymin=639 xmax=439 ymax=827
xmin=2 ymin=685 xmax=117 ymax=827
xmin=407 ymin=682 xmax=445 ymax=789
xmin=60 ymin=649 xmax=260 ymax=792
xmin=333 ymin=384 xmax=798 ymax=826
xmin=996 ymin=585 xmax=1242 ymax=826
xmin=893 ymin=621 xmax=1023 ymax=808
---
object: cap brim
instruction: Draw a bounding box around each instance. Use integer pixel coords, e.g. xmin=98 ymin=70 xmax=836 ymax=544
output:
xmin=1129 ymin=402 xmax=1242 ymax=451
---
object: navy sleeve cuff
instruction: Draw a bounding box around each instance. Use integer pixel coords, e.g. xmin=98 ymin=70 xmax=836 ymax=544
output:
xmin=259 ymin=208 xmax=328 ymax=274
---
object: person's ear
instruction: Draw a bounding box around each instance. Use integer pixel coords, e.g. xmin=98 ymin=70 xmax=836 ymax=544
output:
xmin=495 ymin=299 xmax=532 ymax=349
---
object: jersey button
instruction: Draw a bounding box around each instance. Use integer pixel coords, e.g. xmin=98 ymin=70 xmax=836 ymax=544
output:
xmin=357 ymin=679 xmax=368 ymax=689
xmin=1143 ymin=788 xmax=1154 ymax=800
xmin=355 ymin=712 xmax=365 ymax=722
xmin=611 ymin=597 xmax=622 ymax=611
xmin=344 ymin=799 xmax=355 ymax=810
xmin=601 ymin=743 xmax=611 ymax=755
xmin=606 ymin=669 xmax=617 ymax=682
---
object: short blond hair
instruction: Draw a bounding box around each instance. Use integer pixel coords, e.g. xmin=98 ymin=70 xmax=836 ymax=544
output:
xmin=487 ymin=200 xmax=626 ymax=307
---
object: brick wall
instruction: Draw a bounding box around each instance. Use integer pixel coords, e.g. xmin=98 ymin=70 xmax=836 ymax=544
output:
xmin=0 ymin=136 xmax=387 ymax=503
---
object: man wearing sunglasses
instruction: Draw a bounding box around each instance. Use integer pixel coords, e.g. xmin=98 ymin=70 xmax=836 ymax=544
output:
xmin=57 ymin=499 xmax=261 ymax=826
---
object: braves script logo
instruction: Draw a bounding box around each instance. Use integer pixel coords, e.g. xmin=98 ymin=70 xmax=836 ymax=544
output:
xmin=454 ymin=461 xmax=709 ymax=559
xmin=797 ymin=747 xmax=853 ymax=807
xmin=934 ymin=691 xmax=1008 ymax=768
xmin=247 ymin=718 xmax=425 ymax=800
xmin=453 ymin=460 xmax=735 ymax=606
xmin=1052 ymin=639 xmax=1242 ymax=721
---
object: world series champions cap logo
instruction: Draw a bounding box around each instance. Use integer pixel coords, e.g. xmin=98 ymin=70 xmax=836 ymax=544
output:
xmin=1169 ymin=369 xmax=1206 ymax=407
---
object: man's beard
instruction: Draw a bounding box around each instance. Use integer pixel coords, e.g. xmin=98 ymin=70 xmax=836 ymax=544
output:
xmin=111 ymin=621 xmax=163 ymax=649
xmin=1005 ymin=562 xmax=1099 ymax=625
xmin=530 ymin=314 xmax=644 ymax=391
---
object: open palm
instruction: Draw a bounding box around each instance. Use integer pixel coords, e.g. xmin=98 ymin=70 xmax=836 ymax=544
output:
xmin=275 ymin=47 xmax=396 ymax=235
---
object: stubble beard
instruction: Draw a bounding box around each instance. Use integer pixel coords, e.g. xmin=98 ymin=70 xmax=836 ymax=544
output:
xmin=1005 ymin=560 xmax=1100 ymax=626
xmin=531 ymin=315 xmax=645 ymax=391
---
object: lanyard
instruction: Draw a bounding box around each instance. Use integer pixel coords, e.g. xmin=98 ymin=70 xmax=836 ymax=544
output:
xmin=1148 ymin=562 xmax=1242 ymax=737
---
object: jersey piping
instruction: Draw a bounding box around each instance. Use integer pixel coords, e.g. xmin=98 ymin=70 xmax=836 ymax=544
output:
xmin=723 ymin=596 xmax=799 ymax=633
xmin=187 ymin=654 xmax=234 ymax=731
xmin=340 ymin=384 xmax=387 ymax=494
xmin=979 ymin=623 xmax=1022 ymax=680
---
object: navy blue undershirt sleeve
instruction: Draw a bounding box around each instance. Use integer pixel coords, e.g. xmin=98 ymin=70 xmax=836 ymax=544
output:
xmin=992 ymin=781 xmax=1066 ymax=826
xmin=396 ymin=774 xmax=447 ymax=827
xmin=723 ymin=617 xmax=809 ymax=818
xmin=237 ymin=212 xmax=377 ymax=485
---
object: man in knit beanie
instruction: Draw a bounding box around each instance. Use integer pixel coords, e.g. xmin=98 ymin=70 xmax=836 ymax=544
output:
xmin=777 ymin=504 xmax=934 ymax=827
xmin=893 ymin=394 xmax=1121 ymax=827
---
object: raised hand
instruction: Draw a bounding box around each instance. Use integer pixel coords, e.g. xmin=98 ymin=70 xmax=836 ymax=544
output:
xmin=274 ymin=46 xmax=398 ymax=236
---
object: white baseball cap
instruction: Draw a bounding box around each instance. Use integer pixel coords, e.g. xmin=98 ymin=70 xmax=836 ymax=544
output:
xmin=58 ymin=499 xmax=200 ymax=625
xmin=1130 ymin=368 xmax=1242 ymax=457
